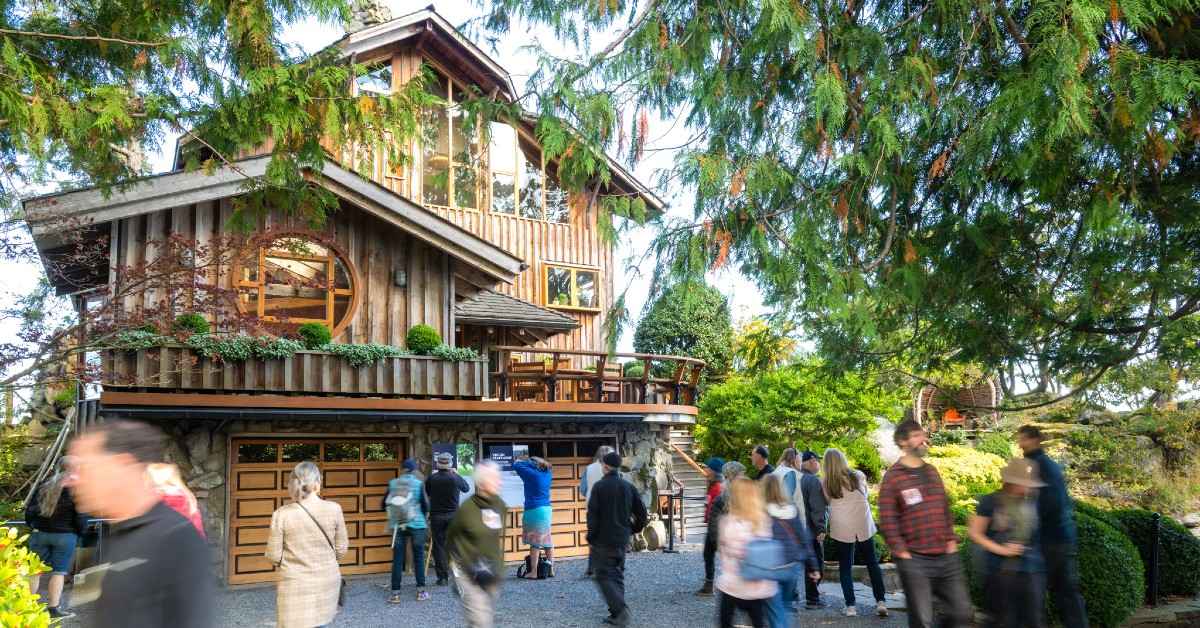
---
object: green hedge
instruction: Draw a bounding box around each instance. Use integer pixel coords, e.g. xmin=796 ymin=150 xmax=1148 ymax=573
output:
xmin=296 ymin=322 xmax=331 ymax=349
xmin=1066 ymin=513 xmax=1144 ymax=627
xmin=973 ymin=432 xmax=1017 ymax=461
xmin=926 ymin=445 xmax=1004 ymax=504
xmin=1105 ymin=509 xmax=1200 ymax=597
xmin=405 ymin=324 xmax=442 ymax=355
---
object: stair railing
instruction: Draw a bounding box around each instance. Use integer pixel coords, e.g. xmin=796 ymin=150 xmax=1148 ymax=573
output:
xmin=669 ymin=443 xmax=708 ymax=545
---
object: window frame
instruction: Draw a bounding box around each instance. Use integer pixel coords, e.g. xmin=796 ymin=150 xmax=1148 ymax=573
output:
xmin=419 ymin=67 xmax=481 ymax=212
xmin=543 ymin=263 xmax=601 ymax=312
xmin=485 ymin=123 xmax=571 ymax=224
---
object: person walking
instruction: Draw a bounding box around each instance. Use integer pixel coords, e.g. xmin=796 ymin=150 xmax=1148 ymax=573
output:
xmin=385 ymin=459 xmax=431 ymax=602
xmin=67 ymin=420 xmax=213 ymax=628
xmin=968 ymin=458 xmax=1047 ymax=628
xmin=763 ymin=474 xmax=820 ymax=628
xmin=696 ymin=460 xmax=745 ymax=596
xmin=580 ymin=445 xmax=615 ymax=577
xmin=147 ymin=462 xmax=205 ymax=539
xmin=823 ymin=448 xmax=888 ymax=618
xmin=716 ymin=477 xmax=777 ymax=628
xmin=426 ymin=451 xmax=470 ymax=587
xmin=797 ymin=450 xmax=828 ymax=610
xmin=586 ymin=451 xmax=648 ymax=627
xmin=879 ymin=419 xmax=971 ymax=628
xmin=25 ymin=455 xmax=87 ymax=619
xmin=513 ymin=456 xmax=555 ymax=578
xmin=446 ymin=461 xmax=506 ymax=628
xmin=1017 ymin=425 xmax=1089 ymax=627
xmin=750 ymin=445 xmax=775 ymax=481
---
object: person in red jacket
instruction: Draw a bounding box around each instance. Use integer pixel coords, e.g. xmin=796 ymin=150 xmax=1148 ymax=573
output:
xmin=694 ymin=457 xmax=725 ymax=596
xmin=147 ymin=462 xmax=206 ymax=540
xmin=703 ymin=457 xmax=725 ymax=521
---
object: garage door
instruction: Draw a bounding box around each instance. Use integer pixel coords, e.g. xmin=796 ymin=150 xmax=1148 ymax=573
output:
xmin=481 ymin=436 xmax=616 ymax=563
xmin=228 ymin=438 xmax=406 ymax=585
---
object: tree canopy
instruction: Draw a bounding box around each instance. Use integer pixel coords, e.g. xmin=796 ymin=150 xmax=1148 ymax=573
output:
xmin=472 ymin=0 xmax=1200 ymax=402
xmin=633 ymin=281 xmax=733 ymax=384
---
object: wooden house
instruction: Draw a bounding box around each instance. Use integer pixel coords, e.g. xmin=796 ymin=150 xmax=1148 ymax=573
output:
xmin=24 ymin=7 xmax=701 ymax=585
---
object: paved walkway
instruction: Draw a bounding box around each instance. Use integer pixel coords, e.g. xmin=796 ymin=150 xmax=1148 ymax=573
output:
xmin=60 ymin=546 xmax=912 ymax=627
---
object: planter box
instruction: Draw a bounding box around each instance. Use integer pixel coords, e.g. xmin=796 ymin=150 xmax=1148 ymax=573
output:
xmin=101 ymin=347 xmax=487 ymax=399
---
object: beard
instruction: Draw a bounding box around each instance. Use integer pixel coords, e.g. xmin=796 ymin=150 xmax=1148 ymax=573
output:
xmin=909 ymin=444 xmax=929 ymax=458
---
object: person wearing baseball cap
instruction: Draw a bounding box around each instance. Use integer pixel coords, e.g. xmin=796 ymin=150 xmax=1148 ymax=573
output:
xmin=586 ymin=451 xmax=647 ymax=626
xmin=797 ymin=449 xmax=829 ymax=609
xmin=968 ymin=457 xmax=1047 ymax=628
xmin=427 ymin=451 xmax=470 ymax=586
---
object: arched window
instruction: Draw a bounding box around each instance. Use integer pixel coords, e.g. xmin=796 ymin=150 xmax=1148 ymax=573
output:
xmin=233 ymin=232 xmax=360 ymax=336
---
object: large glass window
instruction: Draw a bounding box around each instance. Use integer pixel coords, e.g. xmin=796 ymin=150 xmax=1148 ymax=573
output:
xmin=356 ymin=63 xmax=393 ymax=96
xmin=545 ymin=265 xmax=600 ymax=310
xmin=235 ymin=233 xmax=359 ymax=335
xmin=421 ymin=69 xmax=481 ymax=209
xmin=489 ymin=123 xmax=517 ymax=215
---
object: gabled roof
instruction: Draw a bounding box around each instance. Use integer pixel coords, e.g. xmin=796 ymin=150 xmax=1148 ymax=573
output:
xmin=24 ymin=156 xmax=525 ymax=296
xmin=455 ymin=289 xmax=580 ymax=330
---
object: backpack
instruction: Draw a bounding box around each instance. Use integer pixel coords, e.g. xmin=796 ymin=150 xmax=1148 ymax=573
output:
xmin=386 ymin=477 xmax=419 ymax=526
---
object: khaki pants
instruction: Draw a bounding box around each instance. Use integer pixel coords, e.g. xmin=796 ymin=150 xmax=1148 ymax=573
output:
xmin=453 ymin=561 xmax=500 ymax=628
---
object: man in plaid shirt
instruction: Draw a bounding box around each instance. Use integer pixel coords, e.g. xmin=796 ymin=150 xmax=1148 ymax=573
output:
xmin=879 ymin=420 xmax=971 ymax=628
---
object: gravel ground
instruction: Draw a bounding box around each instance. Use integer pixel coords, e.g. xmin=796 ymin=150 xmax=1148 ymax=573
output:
xmin=60 ymin=546 xmax=914 ymax=627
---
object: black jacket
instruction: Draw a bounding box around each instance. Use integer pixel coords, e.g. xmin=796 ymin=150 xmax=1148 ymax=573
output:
xmin=93 ymin=501 xmax=213 ymax=628
xmin=425 ymin=470 xmax=470 ymax=515
xmin=586 ymin=472 xmax=648 ymax=549
xmin=25 ymin=483 xmax=88 ymax=536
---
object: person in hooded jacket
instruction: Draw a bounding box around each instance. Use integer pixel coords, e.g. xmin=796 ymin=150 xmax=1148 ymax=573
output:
xmin=696 ymin=461 xmax=744 ymax=596
xmin=762 ymin=473 xmax=821 ymax=628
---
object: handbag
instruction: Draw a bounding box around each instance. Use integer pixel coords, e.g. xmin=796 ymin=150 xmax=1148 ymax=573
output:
xmin=298 ymin=503 xmax=347 ymax=607
xmin=741 ymin=518 xmax=806 ymax=582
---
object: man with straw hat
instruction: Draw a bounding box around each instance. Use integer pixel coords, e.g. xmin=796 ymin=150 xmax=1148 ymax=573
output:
xmin=967 ymin=458 xmax=1048 ymax=628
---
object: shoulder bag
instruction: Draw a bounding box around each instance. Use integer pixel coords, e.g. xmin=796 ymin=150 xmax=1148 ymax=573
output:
xmin=298 ymin=503 xmax=347 ymax=607
xmin=741 ymin=520 xmax=805 ymax=582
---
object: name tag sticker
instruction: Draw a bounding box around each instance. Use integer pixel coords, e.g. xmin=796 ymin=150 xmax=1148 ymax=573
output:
xmin=901 ymin=488 xmax=924 ymax=505
xmin=481 ymin=509 xmax=502 ymax=530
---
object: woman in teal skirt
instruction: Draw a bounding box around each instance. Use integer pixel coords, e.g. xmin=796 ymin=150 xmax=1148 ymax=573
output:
xmin=513 ymin=456 xmax=555 ymax=578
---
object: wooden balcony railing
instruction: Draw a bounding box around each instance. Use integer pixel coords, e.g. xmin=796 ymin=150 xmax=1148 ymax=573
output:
xmin=491 ymin=346 xmax=705 ymax=406
xmin=101 ymin=347 xmax=488 ymax=399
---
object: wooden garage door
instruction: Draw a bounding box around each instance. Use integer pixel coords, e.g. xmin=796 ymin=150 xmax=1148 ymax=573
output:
xmin=228 ymin=438 xmax=406 ymax=585
xmin=482 ymin=436 xmax=616 ymax=563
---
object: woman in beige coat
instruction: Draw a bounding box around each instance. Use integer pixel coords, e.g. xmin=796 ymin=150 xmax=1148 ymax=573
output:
xmin=266 ymin=461 xmax=349 ymax=628
xmin=823 ymin=448 xmax=888 ymax=618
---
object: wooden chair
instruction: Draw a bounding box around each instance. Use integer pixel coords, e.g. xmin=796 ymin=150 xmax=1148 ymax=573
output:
xmin=508 ymin=360 xmax=550 ymax=402
xmin=579 ymin=362 xmax=623 ymax=403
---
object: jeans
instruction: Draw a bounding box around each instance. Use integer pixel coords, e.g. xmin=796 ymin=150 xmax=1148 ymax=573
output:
xmin=719 ymin=592 xmax=766 ymax=628
xmin=29 ymin=531 xmax=78 ymax=575
xmin=591 ymin=544 xmax=628 ymax=619
xmin=1042 ymin=542 xmax=1089 ymax=628
xmin=895 ymin=552 xmax=972 ymax=628
xmin=702 ymin=534 xmax=717 ymax=581
xmin=764 ymin=566 xmax=799 ymax=628
xmin=456 ymin=564 xmax=501 ymax=628
xmin=835 ymin=538 xmax=886 ymax=606
xmin=429 ymin=513 xmax=455 ymax=581
xmin=983 ymin=568 xmax=1045 ymax=628
xmin=390 ymin=526 xmax=427 ymax=591
xmin=804 ymin=536 xmax=824 ymax=603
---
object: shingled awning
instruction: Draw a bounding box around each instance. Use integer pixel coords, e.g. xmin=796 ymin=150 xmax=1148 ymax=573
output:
xmin=455 ymin=289 xmax=581 ymax=332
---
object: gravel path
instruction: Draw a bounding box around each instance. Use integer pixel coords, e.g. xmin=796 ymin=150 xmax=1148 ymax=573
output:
xmin=61 ymin=546 xmax=913 ymax=627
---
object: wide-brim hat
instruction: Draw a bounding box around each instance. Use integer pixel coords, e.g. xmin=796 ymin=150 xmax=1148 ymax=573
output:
xmin=1000 ymin=458 xmax=1046 ymax=488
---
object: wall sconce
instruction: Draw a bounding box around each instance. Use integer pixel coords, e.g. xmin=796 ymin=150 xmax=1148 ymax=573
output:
xmin=393 ymin=270 xmax=407 ymax=288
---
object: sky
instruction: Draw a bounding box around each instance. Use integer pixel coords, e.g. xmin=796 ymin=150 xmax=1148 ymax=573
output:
xmin=0 ymin=0 xmax=768 ymax=364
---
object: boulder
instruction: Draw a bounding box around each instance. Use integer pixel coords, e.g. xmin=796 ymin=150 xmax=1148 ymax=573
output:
xmin=184 ymin=428 xmax=211 ymax=466
xmin=1179 ymin=513 xmax=1200 ymax=529
xmin=17 ymin=442 xmax=53 ymax=470
xmin=642 ymin=520 xmax=666 ymax=551
xmin=188 ymin=471 xmax=224 ymax=491
xmin=1077 ymin=409 xmax=1118 ymax=426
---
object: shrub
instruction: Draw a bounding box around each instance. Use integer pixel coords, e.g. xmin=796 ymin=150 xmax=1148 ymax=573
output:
xmin=622 ymin=361 xmax=645 ymax=378
xmin=926 ymin=445 xmax=1005 ymax=503
xmin=1067 ymin=513 xmax=1144 ymax=627
xmin=812 ymin=437 xmax=885 ymax=483
xmin=0 ymin=528 xmax=52 ymax=627
xmin=52 ymin=383 xmax=77 ymax=409
xmin=1105 ymin=509 xmax=1200 ymax=597
xmin=320 ymin=343 xmax=410 ymax=367
xmin=930 ymin=429 xmax=968 ymax=446
xmin=173 ymin=313 xmax=210 ymax=334
xmin=427 ymin=344 xmax=481 ymax=361
xmin=252 ymin=338 xmax=306 ymax=360
xmin=974 ymin=431 xmax=1018 ymax=461
xmin=949 ymin=501 xmax=976 ymax=526
xmin=956 ymin=526 xmax=987 ymax=609
xmin=406 ymin=324 xmax=442 ymax=355
xmin=296 ymin=322 xmax=332 ymax=349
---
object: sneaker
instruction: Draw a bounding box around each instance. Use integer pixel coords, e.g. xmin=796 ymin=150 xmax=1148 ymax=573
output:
xmin=805 ymin=599 xmax=829 ymax=610
xmin=876 ymin=601 xmax=889 ymax=617
xmin=842 ymin=605 xmax=857 ymax=617
xmin=434 ymin=578 xmax=447 ymax=586
xmin=387 ymin=593 xmax=402 ymax=604
xmin=48 ymin=606 xmax=75 ymax=619
xmin=416 ymin=590 xmax=431 ymax=601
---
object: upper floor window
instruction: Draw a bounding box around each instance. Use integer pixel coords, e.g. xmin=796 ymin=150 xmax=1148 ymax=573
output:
xmin=546 ymin=264 xmax=599 ymax=311
xmin=356 ymin=63 xmax=393 ymax=96
xmin=488 ymin=123 xmax=569 ymax=223
xmin=422 ymin=68 xmax=479 ymax=209
xmin=234 ymin=233 xmax=360 ymax=336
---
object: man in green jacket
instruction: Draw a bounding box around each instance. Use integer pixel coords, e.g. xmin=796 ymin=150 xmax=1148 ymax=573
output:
xmin=447 ymin=460 xmax=506 ymax=628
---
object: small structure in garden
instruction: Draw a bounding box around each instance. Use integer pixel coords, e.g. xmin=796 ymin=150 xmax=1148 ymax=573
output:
xmin=913 ymin=378 xmax=999 ymax=430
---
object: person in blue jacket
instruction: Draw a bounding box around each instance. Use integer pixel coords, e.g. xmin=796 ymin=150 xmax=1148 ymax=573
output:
xmin=513 ymin=455 xmax=555 ymax=578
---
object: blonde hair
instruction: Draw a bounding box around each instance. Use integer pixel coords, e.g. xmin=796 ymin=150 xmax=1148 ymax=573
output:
xmin=763 ymin=473 xmax=790 ymax=508
xmin=727 ymin=477 xmax=767 ymax=530
xmin=822 ymin=448 xmax=859 ymax=501
xmin=777 ymin=448 xmax=801 ymax=470
xmin=287 ymin=461 xmax=322 ymax=502
xmin=147 ymin=462 xmax=198 ymax=511
xmin=38 ymin=456 xmax=79 ymax=518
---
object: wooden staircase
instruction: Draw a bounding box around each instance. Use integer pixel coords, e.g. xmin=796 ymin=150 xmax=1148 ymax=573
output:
xmin=668 ymin=428 xmax=710 ymax=543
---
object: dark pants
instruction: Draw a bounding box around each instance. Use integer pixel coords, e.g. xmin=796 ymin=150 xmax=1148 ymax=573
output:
xmin=836 ymin=538 xmax=886 ymax=605
xmin=591 ymin=544 xmax=629 ymax=619
xmin=719 ymin=592 xmax=766 ymax=628
xmin=391 ymin=527 xmax=427 ymax=591
xmin=703 ymin=534 xmax=718 ymax=581
xmin=895 ymin=552 xmax=972 ymax=628
xmin=804 ymin=536 xmax=824 ymax=603
xmin=430 ymin=512 xmax=455 ymax=581
xmin=1043 ymin=542 xmax=1089 ymax=628
xmin=984 ymin=568 xmax=1044 ymax=627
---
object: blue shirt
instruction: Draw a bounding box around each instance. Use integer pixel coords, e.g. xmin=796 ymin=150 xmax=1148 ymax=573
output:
xmin=383 ymin=474 xmax=429 ymax=529
xmin=513 ymin=460 xmax=552 ymax=510
xmin=1026 ymin=448 xmax=1077 ymax=543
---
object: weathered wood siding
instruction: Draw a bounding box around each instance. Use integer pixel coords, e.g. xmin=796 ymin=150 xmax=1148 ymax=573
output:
xmin=111 ymin=199 xmax=453 ymax=346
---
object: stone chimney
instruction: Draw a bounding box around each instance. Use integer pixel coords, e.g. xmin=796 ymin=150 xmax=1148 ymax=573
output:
xmin=345 ymin=0 xmax=393 ymax=34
